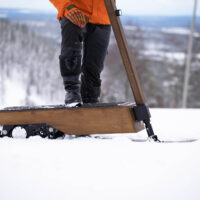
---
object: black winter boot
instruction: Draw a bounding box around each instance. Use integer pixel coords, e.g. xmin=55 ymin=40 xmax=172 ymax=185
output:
xmin=63 ymin=77 xmax=82 ymax=107
xmin=65 ymin=88 xmax=82 ymax=107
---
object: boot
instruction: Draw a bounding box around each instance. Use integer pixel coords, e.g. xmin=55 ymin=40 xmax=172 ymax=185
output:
xmin=81 ymin=73 xmax=100 ymax=104
xmin=63 ymin=77 xmax=82 ymax=107
xmin=65 ymin=88 xmax=82 ymax=107
xmin=81 ymin=91 xmax=99 ymax=104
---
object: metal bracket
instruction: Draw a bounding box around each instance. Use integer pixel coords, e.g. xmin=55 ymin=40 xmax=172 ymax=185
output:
xmin=133 ymin=104 xmax=160 ymax=142
xmin=115 ymin=9 xmax=122 ymax=16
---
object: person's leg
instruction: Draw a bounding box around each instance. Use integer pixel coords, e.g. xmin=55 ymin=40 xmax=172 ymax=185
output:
xmin=59 ymin=18 xmax=83 ymax=105
xmin=81 ymin=24 xmax=111 ymax=103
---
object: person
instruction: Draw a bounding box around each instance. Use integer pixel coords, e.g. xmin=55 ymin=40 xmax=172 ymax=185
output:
xmin=49 ymin=0 xmax=112 ymax=106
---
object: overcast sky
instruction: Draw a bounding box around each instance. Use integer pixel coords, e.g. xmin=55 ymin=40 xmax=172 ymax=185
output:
xmin=0 ymin=0 xmax=199 ymax=16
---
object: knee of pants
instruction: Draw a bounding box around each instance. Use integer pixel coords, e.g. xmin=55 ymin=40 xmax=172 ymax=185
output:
xmin=59 ymin=47 xmax=82 ymax=77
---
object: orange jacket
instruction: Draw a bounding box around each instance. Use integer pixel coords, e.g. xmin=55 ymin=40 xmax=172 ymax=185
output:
xmin=49 ymin=0 xmax=111 ymax=25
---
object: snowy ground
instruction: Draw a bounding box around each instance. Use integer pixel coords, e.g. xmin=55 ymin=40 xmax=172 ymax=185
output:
xmin=0 ymin=108 xmax=200 ymax=200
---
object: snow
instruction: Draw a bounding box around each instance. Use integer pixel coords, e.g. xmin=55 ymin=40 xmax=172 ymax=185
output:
xmin=65 ymin=102 xmax=81 ymax=108
xmin=18 ymin=9 xmax=34 ymax=14
xmin=161 ymin=27 xmax=200 ymax=38
xmin=0 ymin=108 xmax=200 ymax=200
xmin=1 ymin=77 xmax=46 ymax=108
xmin=141 ymin=50 xmax=185 ymax=64
xmin=196 ymin=54 xmax=200 ymax=59
xmin=3 ymin=78 xmax=27 ymax=107
xmin=124 ymin=25 xmax=139 ymax=31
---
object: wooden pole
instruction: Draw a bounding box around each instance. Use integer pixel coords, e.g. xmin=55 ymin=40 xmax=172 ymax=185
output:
xmin=104 ymin=0 xmax=146 ymax=105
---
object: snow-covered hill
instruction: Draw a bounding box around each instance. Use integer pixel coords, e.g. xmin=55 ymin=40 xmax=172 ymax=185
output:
xmin=0 ymin=108 xmax=200 ymax=200
xmin=1 ymin=15 xmax=200 ymax=107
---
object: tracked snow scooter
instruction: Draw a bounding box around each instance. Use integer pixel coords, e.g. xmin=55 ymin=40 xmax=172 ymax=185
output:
xmin=0 ymin=0 xmax=197 ymax=143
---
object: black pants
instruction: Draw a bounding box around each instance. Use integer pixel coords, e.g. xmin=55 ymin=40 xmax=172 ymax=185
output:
xmin=59 ymin=18 xmax=111 ymax=103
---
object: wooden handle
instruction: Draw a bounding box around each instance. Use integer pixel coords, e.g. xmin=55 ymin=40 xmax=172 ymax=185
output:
xmin=104 ymin=0 xmax=146 ymax=105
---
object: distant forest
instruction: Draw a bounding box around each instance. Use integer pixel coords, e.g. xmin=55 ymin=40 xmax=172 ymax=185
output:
xmin=0 ymin=19 xmax=200 ymax=107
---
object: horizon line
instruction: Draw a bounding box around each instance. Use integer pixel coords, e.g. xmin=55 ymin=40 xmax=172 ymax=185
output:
xmin=0 ymin=7 xmax=200 ymax=17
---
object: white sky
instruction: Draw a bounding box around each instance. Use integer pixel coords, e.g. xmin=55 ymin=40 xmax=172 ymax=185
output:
xmin=0 ymin=0 xmax=199 ymax=16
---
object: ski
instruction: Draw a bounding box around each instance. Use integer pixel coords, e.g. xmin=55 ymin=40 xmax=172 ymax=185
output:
xmin=66 ymin=135 xmax=199 ymax=143
xmin=70 ymin=135 xmax=199 ymax=143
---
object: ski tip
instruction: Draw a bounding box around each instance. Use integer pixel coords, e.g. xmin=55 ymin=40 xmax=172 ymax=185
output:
xmin=159 ymin=138 xmax=199 ymax=143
